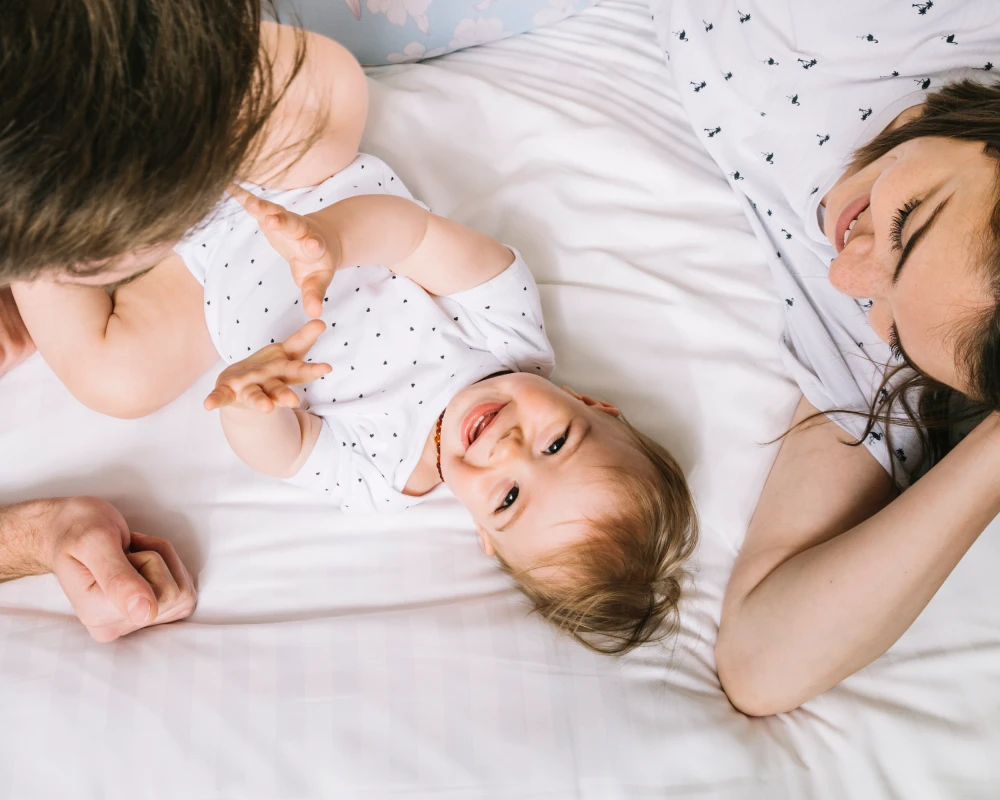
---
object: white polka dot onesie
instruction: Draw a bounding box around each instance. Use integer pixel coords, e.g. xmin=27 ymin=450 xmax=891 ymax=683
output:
xmin=175 ymin=154 xmax=555 ymax=513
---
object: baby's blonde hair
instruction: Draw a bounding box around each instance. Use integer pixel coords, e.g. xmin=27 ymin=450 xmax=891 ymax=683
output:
xmin=496 ymin=418 xmax=697 ymax=655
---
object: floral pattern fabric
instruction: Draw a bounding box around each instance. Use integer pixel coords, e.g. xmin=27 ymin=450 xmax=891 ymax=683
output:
xmin=282 ymin=0 xmax=600 ymax=65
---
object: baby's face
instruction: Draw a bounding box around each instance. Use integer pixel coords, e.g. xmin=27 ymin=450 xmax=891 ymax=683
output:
xmin=440 ymin=373 xmax=641 ymax=574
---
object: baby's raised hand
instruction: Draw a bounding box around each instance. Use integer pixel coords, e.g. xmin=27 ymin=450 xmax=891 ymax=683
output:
xmin=204 ymin=320 xmax=331 ymax=413
xmin=230 ymin=185 xmax=341 ymax=319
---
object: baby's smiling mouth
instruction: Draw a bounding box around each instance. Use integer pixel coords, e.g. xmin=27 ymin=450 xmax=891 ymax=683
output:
xmin=461 ymin=402 xmax=507 ymax=450
xmin=470 ymin=410 xmax=499 ymax=443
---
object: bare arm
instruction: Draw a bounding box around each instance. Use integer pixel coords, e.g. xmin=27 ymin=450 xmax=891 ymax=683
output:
xmin=315 ymin=195 xmax=514 ymax=296
xmin=220 ymin=406 xmax=322 ymax=479
xmin=717 ymin=397 xmax=1000 ymax=716
xmin=11 ymin=255 xmax=218 ymax=418
xmin=236 ymin=190 xmax=514 ymax=317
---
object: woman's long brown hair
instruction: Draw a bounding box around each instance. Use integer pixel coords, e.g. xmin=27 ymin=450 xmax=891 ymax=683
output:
xmin=811 ymin=79 xmax=1000 ymax=475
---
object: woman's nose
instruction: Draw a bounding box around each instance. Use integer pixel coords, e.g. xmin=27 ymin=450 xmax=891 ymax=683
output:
xmin=828 ymin=233 xmax=893 ymax=300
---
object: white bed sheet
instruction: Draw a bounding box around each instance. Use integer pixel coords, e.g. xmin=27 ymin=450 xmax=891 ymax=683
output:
xmin=1 ymin=2 xmax=998 ymax=798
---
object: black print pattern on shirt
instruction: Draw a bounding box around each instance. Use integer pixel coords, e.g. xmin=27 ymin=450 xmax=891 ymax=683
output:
xmin=647 ymin=0 xmax=1000 ymax=478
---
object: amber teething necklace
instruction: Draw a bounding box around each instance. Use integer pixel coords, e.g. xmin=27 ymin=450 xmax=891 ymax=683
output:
xmin=434 ymin=409 xmax=446 ymax=482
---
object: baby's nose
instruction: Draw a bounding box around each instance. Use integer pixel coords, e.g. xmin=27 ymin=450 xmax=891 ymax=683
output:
xmin=491 ymin=427 xmax=524 ymax=463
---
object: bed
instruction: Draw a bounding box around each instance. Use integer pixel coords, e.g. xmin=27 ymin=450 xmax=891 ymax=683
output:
xmin=2 ymin=2 xmax=998 ymax=797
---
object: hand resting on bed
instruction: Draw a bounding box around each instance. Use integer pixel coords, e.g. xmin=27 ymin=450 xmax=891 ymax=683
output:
xmin=0 ymin=496 xmax=196 ymax=642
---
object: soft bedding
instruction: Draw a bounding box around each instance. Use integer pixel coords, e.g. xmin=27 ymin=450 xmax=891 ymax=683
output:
xmin=1 ymin=2 xmax=998 ymax=798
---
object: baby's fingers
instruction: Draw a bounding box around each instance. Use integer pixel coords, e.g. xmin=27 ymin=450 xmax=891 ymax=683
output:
xmin=262 ymin=378 xmax=301 ymax=408
xmin=239 ymin=384 xmax=275 ymax=414
xmin=279 ymin=360 xmax=332 ymax=386
xmin=204 ymin=384 xmax=237 ymax=411
xmin=300 ymin=271 xmax=334 ymax=320
xmin=283 ymin=319 xmax=328 ymax=360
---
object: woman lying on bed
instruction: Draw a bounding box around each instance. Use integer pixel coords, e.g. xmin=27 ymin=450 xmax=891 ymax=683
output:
xmin=650 ymin=1 xmax=1000 ymax=714
xmin=0 ymin=0 xmax=366 ymax=640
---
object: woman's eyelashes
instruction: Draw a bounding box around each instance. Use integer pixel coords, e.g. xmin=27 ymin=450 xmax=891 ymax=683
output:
xmin=888 ymin=323 xmax=904 ymax=361
xmin=495 ymin=483 xmax=519 ymax=513
xmin=543 ymin=425 xmax=571 ymax=455
xmin=889 ymin=197 xmax=921 ymax=251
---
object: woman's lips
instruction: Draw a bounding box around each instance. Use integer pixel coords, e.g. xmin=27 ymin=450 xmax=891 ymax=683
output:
xmin=834 ymin=194 xmax=871 ymax=254
xmin=461 ymin=403 xmax=507 ymax=450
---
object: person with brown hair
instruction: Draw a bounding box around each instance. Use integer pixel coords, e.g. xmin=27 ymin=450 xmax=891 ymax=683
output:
xmin=2 ymin=0 xmax=699 ymax=652
xmin=650 ymin=0 xmax=1000 ymax=715
xmin=0 ymin=0 xmax=366 ymax=639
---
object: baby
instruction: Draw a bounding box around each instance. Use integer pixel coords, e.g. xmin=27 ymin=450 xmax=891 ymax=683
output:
xmin=187 ymin=156 xmax=698 ymax=654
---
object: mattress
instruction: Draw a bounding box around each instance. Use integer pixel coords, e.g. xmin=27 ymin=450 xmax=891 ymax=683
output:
xmin=1 ymin=2 xmax=998 ymax=797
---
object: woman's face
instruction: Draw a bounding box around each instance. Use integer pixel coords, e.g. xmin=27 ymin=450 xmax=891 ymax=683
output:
xmin=822 ymin=135 xmax=998 ymax=392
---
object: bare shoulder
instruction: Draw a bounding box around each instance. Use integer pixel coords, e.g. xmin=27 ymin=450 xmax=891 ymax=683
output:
xmin=251 ymin=22 xmax=369 ymax=190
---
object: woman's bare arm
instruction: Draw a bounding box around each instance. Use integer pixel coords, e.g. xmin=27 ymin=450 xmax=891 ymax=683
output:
xmin=717 ymin=396 xmax=1000 ymax=716
xmin=12 ymin=255 xmax=218 ymax=418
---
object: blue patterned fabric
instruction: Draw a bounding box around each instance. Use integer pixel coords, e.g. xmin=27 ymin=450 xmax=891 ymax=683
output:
xmin=282 ymin=0 xmax=600 ymax=65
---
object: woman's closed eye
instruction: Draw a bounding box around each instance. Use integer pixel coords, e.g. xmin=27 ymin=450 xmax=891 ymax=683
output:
xmin=495 ymin=483 xmax=519 ymax=513
xmin=543 ymin=425 xmax=571 ymax=455
xmin=889 ymin=198 xmax=920 ymax=251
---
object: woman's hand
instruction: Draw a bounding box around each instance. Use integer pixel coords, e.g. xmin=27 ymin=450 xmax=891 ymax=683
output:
xmin=0 ymin=286 xmax=36 ymax=377
xmin=230 ymin=186 xmax=342 ymax=319
xmin=204 ymin=319 xmax=331 ymax=413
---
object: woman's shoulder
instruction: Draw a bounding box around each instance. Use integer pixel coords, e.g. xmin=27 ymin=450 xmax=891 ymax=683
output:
xmin=248 ymin=22 xmax=369 ymax=191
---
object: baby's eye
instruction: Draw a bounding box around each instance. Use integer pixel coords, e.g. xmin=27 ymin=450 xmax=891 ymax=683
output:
xmin=544 ymin=427 xmax=571 ymax=455
xmin=496 ymin=483 xmax=519 ymax=513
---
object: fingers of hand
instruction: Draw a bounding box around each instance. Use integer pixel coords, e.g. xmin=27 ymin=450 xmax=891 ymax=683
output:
xmin=128 ymin=532 xmax=196 ymax=599
xmin=204 ymin=384 xmax=237 ymax=411
xmin=239 ymin=383 xmax=275 ymax=413
xmin=262 ymin=378 xmax=301 ymax=408
xmin=264 ymin=208 xmax=313 ymax=243
xmin=72 ymin=530 xmax=159 ymax=624
xmin=300 ymin=273 xmax=334 ymax=320
xmin=126 ymin=539 xmax=196 ymax=625
xmin=283 ymin=319 xmax=328 ymax=359
xmin=227 ymin=183 xmax=252 ymax=206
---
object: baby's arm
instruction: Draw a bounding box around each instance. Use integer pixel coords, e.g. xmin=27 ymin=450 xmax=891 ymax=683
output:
xmin=11 ymin=255 xmax=218 ymax=418
xmin=234 ymin=190 xmax=514 ymax=314
xmin=204 ymin=320 xmax=330 ymax=478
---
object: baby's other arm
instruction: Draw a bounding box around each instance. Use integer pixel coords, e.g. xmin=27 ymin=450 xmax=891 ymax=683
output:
xmin=205 ymin=320 xmax=330 ymax=478
xmin=236 ymin=191 xmax=513 ymax=312
xmin=322 ymin=195 xmax=515 ymax=296
xmin=11 ymin=255 xmax=218 ymax=418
